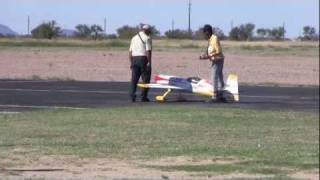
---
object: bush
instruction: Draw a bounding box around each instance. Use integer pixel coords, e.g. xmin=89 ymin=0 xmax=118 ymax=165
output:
xmin=105 ymin=34 xmax=118 ymax=39
xmin=164 ymin=29 xmax=192 ymax=39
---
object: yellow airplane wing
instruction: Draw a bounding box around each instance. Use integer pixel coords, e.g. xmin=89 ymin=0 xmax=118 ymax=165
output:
xmin=138 ymin=83 xmax=183 ymax=90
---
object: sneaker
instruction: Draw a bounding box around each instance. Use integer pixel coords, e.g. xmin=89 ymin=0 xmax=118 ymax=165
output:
xmin=141 ymin=98 xmax=150 ymax=102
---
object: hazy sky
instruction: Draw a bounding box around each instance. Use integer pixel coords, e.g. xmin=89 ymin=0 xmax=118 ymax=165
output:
xmin=1 ymin=0 xmax=319 ymax=37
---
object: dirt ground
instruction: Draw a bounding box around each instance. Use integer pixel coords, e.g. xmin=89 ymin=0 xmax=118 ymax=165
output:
xmin=0 ymin=48 xmax=318 ymax=86
xmin=0 ymin=155 xmax=318 ymax=179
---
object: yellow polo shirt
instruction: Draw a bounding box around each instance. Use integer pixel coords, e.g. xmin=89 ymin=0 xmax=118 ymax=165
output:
xmin=208 ymin=34 xmax=224 ymax=59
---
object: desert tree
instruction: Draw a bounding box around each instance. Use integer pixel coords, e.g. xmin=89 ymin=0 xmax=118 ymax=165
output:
xmin=90 ymin=24 xmax=103 ymax=40
xmin=31 ymin=20 xmax=61 ymax=39
xmin=164 ymin=29 xmax=191 ymax=39
xmin=229 ymin=23 xmax=255 ymax=41
xmin=212 ymin=27 xmax=226 ymax=40
xmin=117 ymin=24 xmax=160 ymax=39
xmin=229 ymin=27 xmax=240 ymax=40
xmin=269 ymin=26 xmax=286 ymax=40
xmin=149 ymin=25 xmax=161 ymax=38
xmin=240 ymin=23 xmax=255 ymax=41
xmin=117 ymin=25 xmax=139 ymax=39
xmin=193 ymin=26 xmax=226 ymax=40
xmin=302 ymin=26 xmax=318 ymax=40
xmin=256 ymin=28 xmax=267 ymax=38
xmin=75 ymin=24 xmax=91 ymax=38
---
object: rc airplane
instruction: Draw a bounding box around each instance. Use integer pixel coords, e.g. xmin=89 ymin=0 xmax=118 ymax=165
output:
xmin=138 ymin=74 xmax=239 ymax=102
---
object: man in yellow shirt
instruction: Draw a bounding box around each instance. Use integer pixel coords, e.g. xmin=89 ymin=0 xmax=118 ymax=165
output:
xmin=200 ymin=24 xmax=225 ymax=102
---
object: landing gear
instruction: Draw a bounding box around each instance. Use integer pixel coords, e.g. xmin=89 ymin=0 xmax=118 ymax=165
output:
xmin=155 ymin=89 xmax=172 ymax=102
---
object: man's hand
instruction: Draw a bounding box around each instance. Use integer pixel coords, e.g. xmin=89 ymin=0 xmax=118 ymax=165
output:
xmin=209 ymin=56 xmax=216 ymax=62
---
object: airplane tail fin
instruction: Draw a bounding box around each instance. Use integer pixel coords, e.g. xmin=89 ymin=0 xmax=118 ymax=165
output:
xmin=224 ymin=74 xmax=239 ymax=102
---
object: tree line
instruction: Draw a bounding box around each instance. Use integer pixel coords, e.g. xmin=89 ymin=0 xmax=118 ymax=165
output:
xmin=13 ymin=20 xmax=320 ymax=41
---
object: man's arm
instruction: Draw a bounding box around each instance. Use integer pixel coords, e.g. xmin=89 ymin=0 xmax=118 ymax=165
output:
xmin=129 ymin=39 xmax=133 ymax=69
xmin=200 ymin=37 xmax=222 ymax=61
xmin=146 ymin=50 xmax=152 ymax=66
xmin=146 ymin=38 xmax=152 ymax=66
xmin=210 ymin=37 xmax=222 ymax=57
xmin=208 ymin=36 xmax=222 ymax=58
xmin=129 ymin=51 xmax=133 ymax=69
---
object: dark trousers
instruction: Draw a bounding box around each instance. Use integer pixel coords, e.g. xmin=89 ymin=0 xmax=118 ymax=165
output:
xmin=130 ymin=56 xmax=151 ymax=99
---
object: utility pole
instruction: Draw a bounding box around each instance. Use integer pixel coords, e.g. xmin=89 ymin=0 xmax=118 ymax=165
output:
xmin=27 ymin=15 xmax=30 ymax=36
xmin=171 ymin=19 xmax=175 ymax=32
xmin=282 ymin=22 xmax=286 ymax=40
xmin=188 ymin=0 xmax=191 ymax=35
xmin=104 ymin=17 xmax=107 ymax=34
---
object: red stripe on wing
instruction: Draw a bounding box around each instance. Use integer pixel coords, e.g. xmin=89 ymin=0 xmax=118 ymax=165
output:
xmin=154 ymin=75 xmax=169 ymax=82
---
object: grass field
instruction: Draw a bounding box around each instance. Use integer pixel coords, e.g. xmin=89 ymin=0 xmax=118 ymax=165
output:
xmin=0 ymin=37 xmax=319 ymax=178
xmin=0 ymin=105 xmax=318 ymax=178
xmin=0 ymin=38 xmax=319 ymax=57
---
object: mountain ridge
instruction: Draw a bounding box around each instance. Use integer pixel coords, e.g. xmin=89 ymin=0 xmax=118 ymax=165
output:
xmin=0 ymin=24 xmax=18 ymax=35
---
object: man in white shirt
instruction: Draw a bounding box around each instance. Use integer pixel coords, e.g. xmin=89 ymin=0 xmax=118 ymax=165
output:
xmin=129 ymin=24 xmax=152 ymax=102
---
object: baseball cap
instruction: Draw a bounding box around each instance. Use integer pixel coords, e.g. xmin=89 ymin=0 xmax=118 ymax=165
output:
xmin=142 ymin=24 xmax=151 ymax=30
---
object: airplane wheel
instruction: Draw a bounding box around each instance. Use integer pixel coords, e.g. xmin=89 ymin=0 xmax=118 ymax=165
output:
xmin=156 ymin=96 xmax=165 ymax=102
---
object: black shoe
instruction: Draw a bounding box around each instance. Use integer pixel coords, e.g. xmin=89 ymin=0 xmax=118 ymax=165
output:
xmin=131 ymin=95 xmax=136 ymax=102
xmin=219 ymin=97 xmax=228 ymax=103
xmin=141 ymin=98 xmax=150 ymax=102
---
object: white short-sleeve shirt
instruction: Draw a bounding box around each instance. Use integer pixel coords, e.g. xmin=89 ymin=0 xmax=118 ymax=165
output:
xmin=129 ymin=31 xmax=152 ymax=56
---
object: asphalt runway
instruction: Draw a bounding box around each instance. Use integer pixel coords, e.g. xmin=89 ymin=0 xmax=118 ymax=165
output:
xmin=0 ymin=80 xmax=319 ymax=113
